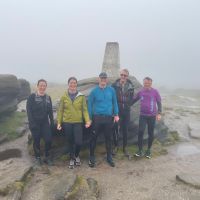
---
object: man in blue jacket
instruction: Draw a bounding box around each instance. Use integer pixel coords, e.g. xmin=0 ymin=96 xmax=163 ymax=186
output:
xmin=88 ymin=72 xmax=119 ymax=167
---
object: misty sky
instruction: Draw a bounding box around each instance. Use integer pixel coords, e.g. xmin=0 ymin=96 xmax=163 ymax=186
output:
xmin=0 ymin=0 xmax=199 ymax=89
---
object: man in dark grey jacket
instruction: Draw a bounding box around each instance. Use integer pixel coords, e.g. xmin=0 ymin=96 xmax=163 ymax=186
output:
xmin=112 ymin=69 xmax=134 ymax=156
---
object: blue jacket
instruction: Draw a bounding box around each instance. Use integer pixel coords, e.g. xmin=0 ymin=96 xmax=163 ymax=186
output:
xmin=88 ymin=85 xmax=119 ymax=119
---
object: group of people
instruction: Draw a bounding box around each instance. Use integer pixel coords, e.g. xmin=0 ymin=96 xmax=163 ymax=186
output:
xmin=26 ymin=69 xmax=162 ymax=168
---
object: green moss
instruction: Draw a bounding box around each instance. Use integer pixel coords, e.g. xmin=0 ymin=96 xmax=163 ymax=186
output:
xmin=14 ymin=181 xmax=25 ymax=191
xmin=65 ymin=176 xmax=89 ymax=200
xmin=0 ymin=185 xmax=10 ymax=196
xmin=170 ymin=131 xmax=180 ymax=141
xmin=0 ymin=111 xmax=26 ymax=141
xmin=59 ymin=154 xmax=69 ymax=162
xmin=163 ymin=131 xmax=180 ymax=146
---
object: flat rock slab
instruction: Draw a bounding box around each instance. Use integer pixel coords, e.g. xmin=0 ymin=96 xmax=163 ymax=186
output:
xmin=176 ymin=173 xmax=200 ymax=189
xmin=22 ymin=172 xmax=76 ymax=200
xmin=189 ymin=123 xmax=200 ymax=139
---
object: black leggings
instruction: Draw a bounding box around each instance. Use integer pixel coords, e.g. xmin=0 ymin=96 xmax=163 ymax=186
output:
xmin=31 ymin=120 xmax=52 ymax=158
xmin=62 ymin=123 xmax=83 ymax=159
xmin=113 ymin=111 xmax=130 ymax=149
xmin=90 ymin=115 xmax=113 ymax=158
xmin=138 ymin=115 xmax=156 ymax=150
xmin=120 ymin=110 xmax=130 ymax=149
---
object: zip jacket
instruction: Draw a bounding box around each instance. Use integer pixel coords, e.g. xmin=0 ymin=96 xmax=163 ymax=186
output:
xmin=132 ymin=88 xmax=162 ymax=116
xmin=57 ymin=91 xmax=90 ymax=124
xmin=112 ymin=79 xmax=134 ymax=112
xmin=26 ymin=93 xmax=53 ymax=128
xmin=88 ymin=85 xmax=119 ymax=119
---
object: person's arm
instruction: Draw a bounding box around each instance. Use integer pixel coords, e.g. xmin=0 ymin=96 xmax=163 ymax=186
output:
xmin=48 ymin=96 xmax=54 ymax=129
xmin=131 ymin=91 xmax=140 ymax=105
xmin=87 ymin=89 xmax=95 ymax=120
xmin=26 ymin=94 xmax=36 ymax=129
xmin=48 ymin=96 xmax=54 ymax=122
xmin=156 ymin=90 xmax=162 ymax=121
xmin=112 ymin=88 xmax=119 ymax=122
xmin=82 ymin=96 xmax=91 ymax=128
xmin=112 ymin=88 xmax=119 ymax=116
xmin=128 ymin=88 xmax=134 ymax=106
xmin=57 ymin=96 xmax=64 ymax=130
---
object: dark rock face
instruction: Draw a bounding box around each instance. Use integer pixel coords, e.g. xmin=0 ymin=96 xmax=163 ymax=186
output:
xmin=17 ymin=79 xmax=31 ymax=102
xmin=0 ymin=74 xmax=20 ymax=115
xmin=0 ymin=74 xmax=31 ymax=116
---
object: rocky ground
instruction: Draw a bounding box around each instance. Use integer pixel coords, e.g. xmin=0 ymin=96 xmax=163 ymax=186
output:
xmin=1 ymin=93 xmax=200 ymax=200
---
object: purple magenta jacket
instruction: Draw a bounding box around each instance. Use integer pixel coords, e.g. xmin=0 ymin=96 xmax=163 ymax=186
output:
xmin=132 ymin=88 xmax=162 ymax=116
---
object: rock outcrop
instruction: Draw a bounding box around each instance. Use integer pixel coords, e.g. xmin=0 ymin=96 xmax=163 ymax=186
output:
xmin=17 ymin=79 xmax=31 ymax=102
xmin=0 ymin=75 xmax=20 ymax=115
xmin=0 ymin=74 xmax=31 ymax=116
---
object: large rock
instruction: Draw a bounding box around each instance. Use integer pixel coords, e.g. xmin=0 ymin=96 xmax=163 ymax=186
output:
xmin=176 ymin=173 xmax=200 ymax=189
xmin=0 ymin=75 xmax=20 ymax=115
xmin=17 ymin=79 xmax=31 ymax=102
xmin=188 ymin=123 xmax=200 ymax=139
xmin=0 ymin=74 xmax=31 ymax=116
xmin=22 ymin=172 xmax=77 ymax=200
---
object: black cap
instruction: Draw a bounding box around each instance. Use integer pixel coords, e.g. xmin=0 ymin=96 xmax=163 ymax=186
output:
xmin=99 ymin=72 xmax=107 ymax=78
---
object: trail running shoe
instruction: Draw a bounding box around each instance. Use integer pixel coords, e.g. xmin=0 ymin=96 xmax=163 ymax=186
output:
xmin=88 ymin=156 xmax=95 ymax=168
xmin=69 ymin=159 xmax=75 ymax=169
xmin=145 ymin=149 xmax=152 ymax=159
xmin=75 ymin=156 xmax=81 ymax=166
xmin=134 ymin=150 xmax=144 ymax=157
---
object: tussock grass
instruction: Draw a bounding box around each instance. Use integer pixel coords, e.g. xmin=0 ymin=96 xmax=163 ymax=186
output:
xmin=0 ymin=112 xmax=26 ymax=141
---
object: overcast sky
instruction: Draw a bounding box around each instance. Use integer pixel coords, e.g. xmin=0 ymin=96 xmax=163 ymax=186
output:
xmin=0 ymin=0 xmax=199 ymax=89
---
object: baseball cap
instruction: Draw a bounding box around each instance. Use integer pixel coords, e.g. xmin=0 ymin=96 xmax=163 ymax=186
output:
xmin=99 ymin=72 xmax=107 ymax=78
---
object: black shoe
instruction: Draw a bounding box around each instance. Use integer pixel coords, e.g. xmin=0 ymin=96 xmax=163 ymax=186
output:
xmin=34 ymin=157 xmax=42 ymax=167
xmin=88 ymin=156 xmax=95 ymax=168
xmin=44 ymin=157 xmax=53 ymax=166
xmin=107 ymin=157 xmax=115 ymax=167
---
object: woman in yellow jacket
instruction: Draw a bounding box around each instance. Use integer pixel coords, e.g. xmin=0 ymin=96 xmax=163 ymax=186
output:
xmin=57 ymin=77 xmax=91 ymax=169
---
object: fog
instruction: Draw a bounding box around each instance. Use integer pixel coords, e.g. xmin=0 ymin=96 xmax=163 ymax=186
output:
xmin=0 ymin=0 xmax=199 ymax=89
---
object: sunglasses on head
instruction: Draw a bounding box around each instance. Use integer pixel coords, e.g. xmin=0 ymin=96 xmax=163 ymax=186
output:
xmin=120 ymin=74 xmax=128 ymax=77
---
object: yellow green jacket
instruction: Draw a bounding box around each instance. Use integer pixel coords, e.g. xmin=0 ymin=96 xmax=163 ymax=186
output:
xmin=57 ymin=92 xmax=90 ymax=124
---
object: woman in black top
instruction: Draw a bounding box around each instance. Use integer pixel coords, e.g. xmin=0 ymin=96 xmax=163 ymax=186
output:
xmin=26 ymin=79 xmax=54 ymax=166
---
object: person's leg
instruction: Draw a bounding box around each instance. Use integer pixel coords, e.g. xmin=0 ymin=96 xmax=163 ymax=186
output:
xmin=121 ymin=111 xmax=130 ymax=154
xmin=62 ymin=123 xmax=74 ymax=159
xmin=31 ymin=125 xmax=42 ymax=165
xmin=89 ymin=120 xmax=100 ymax=167
xmin=73 ymin=123 xmax=83 ymax=165
xmin=104 ymin=119 xmax=115 ymax=167
xmin=112 ymin=121 xmax=119 ymax=148
xmin=31 ymin=126 xmax=41 ymax=158
xmin=135 ymin=115 xmax=147 ymax=157
xmin=41 ymin=120 xmax=52 ymax=158
xmin=147 ymin=116 xmax=156 ymax=149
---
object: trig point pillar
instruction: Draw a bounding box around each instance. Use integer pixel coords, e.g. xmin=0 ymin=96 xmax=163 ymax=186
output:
xmin=102 ymin=42 xmax=120 ymax=77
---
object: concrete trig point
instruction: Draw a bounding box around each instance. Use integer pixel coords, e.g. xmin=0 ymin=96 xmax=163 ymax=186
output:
xmin=102 ymin=42 xmax=120 ymax=77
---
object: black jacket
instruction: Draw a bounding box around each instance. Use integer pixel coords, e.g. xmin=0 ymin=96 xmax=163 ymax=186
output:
xmin=112 ymin=79 xmax=134 ymax=112
xmin=26 ymin=93 xmax=53 ymax=129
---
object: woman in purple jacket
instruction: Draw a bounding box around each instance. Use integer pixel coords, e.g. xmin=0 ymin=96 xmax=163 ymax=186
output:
xmin=132 ymin=77 xmax=162 ymax=158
